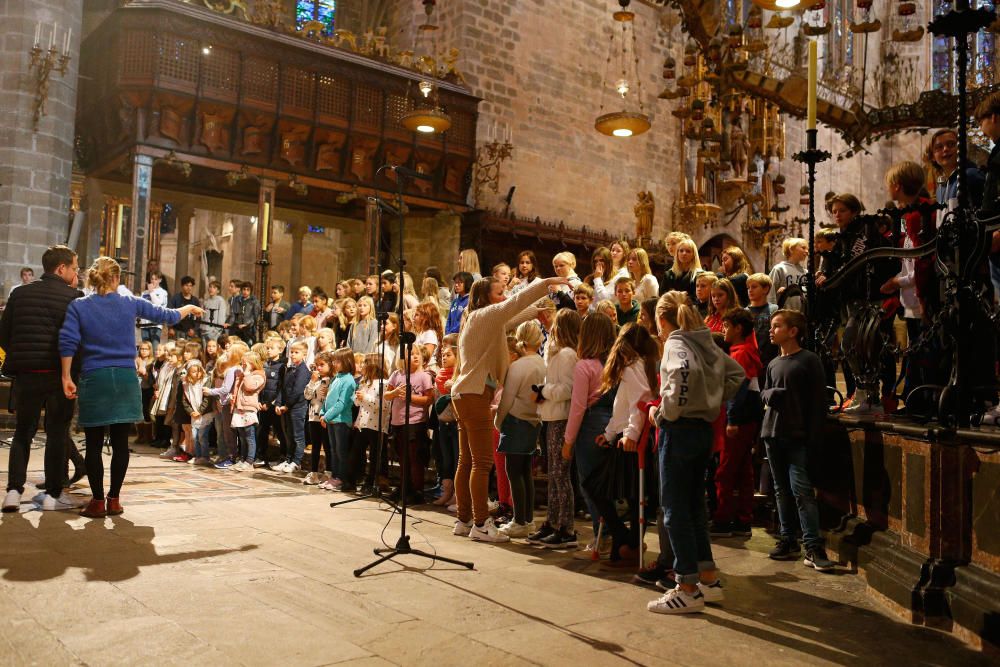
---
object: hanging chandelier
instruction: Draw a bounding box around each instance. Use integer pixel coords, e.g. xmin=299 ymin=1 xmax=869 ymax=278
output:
xmin=595 ymin=0 xmax=650 ymax=138
xmin=400 ymin=0 xmax=452 ymax=134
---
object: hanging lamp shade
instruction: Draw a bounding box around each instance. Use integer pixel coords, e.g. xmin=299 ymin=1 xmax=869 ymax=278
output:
xmin=594 ymin=0 xmax=650 ymax=138
xmin=401 ymin=107 xmax=452 ymax=134
xmin=595 ymin=111 xmax=651 ymax=137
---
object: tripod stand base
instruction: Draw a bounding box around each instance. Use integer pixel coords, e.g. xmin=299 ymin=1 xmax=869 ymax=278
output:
xmin=330 ymin=492 xmax=399 ymax=511
xmin=353 ymin=534 xmax=475 ymax=577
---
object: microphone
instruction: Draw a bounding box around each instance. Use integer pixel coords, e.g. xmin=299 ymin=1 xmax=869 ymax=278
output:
xmin=390 ymin=165 xmax=434 ymax=182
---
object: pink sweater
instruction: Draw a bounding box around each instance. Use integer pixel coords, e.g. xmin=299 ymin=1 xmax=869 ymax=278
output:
xmin=564 ymin=358 xmax=604 ymax=445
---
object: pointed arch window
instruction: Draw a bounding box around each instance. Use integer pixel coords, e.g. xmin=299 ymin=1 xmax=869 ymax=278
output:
xmin=296 ymin=0 xmax=336 ymax=36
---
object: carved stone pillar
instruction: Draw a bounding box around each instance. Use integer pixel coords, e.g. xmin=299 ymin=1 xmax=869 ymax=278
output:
xmin=289 ymin=220 xmax=306 ymax=292
xmin=174 ymin=202 xmax=193 ymax=282
xmin=128 ymin=153 xmax=154 ymax=294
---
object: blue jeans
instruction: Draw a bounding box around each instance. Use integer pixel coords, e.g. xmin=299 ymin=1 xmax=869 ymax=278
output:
xmin=437 ymin=420 xmax=459 ymax=480
xmin=284 ymin=403 xmax=308 ymax=464
xmin=195 ymin=421 xmax=214 ymax=459
xmin=327 ymin=422 xmax=351 ymax=480
xmin=235 ymin=425 xmax=257 ymax=462
xmin=659 ymin=419 xmax=716 ymax=586
xmin=764 ymin=437 xmax=823 ymax=550
xmin=140 ymin=326 xmax=161 ymax=354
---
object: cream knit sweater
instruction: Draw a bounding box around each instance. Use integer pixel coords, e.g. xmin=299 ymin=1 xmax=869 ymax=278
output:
xmin=452 ymin=279 xmax=549 ymax=397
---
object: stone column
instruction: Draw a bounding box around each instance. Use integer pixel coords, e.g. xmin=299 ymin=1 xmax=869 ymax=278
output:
xmin=0 ymin=0 xmax=83 ymax=289
xmin=173 ymin=202 xmax=193 ymax=283
xmin=128 ymin=153 xmax=154 ymax=294
xmin=289 ymin=221 xmax=306 ymax=292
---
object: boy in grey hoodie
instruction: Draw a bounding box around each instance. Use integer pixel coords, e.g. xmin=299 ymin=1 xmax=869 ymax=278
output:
xmin=768 ymin=237 xmax=808 ymax=312
xmin=648 ymin=291 xmax=745 ymax=615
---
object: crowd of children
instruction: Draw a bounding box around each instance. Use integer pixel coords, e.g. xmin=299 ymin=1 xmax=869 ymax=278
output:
xmin=130 ymin=231 xmax=851 ymax=617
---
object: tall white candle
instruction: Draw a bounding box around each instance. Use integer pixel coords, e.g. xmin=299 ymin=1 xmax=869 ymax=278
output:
xmin=64 ymin=27 xmax=71 ymax=56
xmin=261 ymin=201 xmax=270 ymax=252
xmin=115 ymin=204 xmax=124 ymax=250
xmin=49 ymin=24 xmax=55 ymax=51
xmin=34 ymin=22 xmax=40 ymax=48
xmin=807 ymin=40 xmax=817 ymax=130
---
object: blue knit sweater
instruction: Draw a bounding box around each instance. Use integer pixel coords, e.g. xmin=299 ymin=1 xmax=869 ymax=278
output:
xmin=322 ymin=372 xmax=357 ymax=424
xmin=60 ymin=292 xmax=181 ymax=374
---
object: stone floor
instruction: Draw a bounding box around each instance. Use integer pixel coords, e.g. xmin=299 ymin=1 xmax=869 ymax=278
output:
xmin=0 ymin=441 xmax=990 ymax=667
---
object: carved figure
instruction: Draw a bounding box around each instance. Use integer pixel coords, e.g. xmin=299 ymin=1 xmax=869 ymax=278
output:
xmin=333 ymin=29 xmax=358 ymax=52
xmin=200 ymin=112 xmax=228 ymax=153
xmin=374 ymin=27 xmax=390 ymax=58
xmin=242 ymin=125 xmax=263 ymax=155
xmin=440 ymin=47 xmax=465 ymax=85
xmin=729 ymin=113 xmax=750 ymax=179
xmin=397 ymin=50 xmax=414 ymax=69
xmin=634 ymin=191 xmax=655 ymax=240
xmin=418 ymin=55 xmax=436 ymax=76
xmin=361 ymin=29 xmax=375 ymax=55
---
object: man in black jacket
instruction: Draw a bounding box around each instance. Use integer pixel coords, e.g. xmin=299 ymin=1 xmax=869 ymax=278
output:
xmin=0 ymin=246 xmax=83 ymax=512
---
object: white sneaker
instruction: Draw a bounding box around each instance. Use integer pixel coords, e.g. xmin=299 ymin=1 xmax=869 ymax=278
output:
xmin=287 ymin=463 xmax=301 ymax=474
xmin=469 ymin=518 xmax=510 ymax=543
xmin=698 ymin=580 xmax=724 ymax=603
xmin=40 ymin=492 xmax=82 ymax=511
xmin=447 ymin=503 xmax=458 ymax=513
xmin=647 ymin=586 xmax=705 ymax=614
xmin=274 ymin=461 xmax=290 ymax=472
xmin=2 ymin=490 xmax=21 ymax=513
xmin=303 ymin=472 xmax=320 ymax=485
xmin=499 ymin=521 xmax=533 ymax=538
xmin=453 ymin=519 xmax=473 ymax=537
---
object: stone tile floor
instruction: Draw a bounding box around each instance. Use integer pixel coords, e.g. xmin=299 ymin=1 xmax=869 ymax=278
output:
xmin=0 ymin=442 xmax=990 ymax=666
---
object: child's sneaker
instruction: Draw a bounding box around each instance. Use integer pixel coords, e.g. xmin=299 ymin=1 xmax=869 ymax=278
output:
xmin=303 ymin=472 xmax=321 ymax=485
xmin=469 ymin=518 xmax=510 ymax=543
xmin=318 ymin=480 xmax=333 ymax=490
xmin=539 ymin=529 xmax=578 ymax=549
xmin=287 ymin=463 xmax=301 ymax=474
xmin=329 ymin=478 xmax=343 ymax=491
xmin=697 ymin=579 xmax=724 ymax=603
xmin=526 ymin=523 xmax=555 ymax=544
xmin=498 ymin=521 xmax=532 ymax=538
xmin=453 ymin=518 xmax=473 ymax=537
xmin=647 ymin=586 xmax=705 ymax=614
xmin=769 ymin=538 xmax=801 ymax=560
xmin=214 ymin=458 xmax=234 ymax=469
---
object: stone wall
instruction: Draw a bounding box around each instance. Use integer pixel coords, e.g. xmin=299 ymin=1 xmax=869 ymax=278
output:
xmin=0 ymin=0 xmax=82 ymax=294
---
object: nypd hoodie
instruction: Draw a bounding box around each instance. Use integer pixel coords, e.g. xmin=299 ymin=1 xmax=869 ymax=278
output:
xmin=657 ymin=327 xmax=745 ymax=424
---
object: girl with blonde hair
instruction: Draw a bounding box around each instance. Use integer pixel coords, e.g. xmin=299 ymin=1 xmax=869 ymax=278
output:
xmin=662 ymin=238 xmax=702 ymax=301
xmin=646 ymin=291 xmax=743 ymax=614
xmin=348 ymin=296 xmax=379 ymax=354
xmin=458 ymin=248 xmax=482 ymax=279
xmin=627 ymin=247 xmax=660 ymax=302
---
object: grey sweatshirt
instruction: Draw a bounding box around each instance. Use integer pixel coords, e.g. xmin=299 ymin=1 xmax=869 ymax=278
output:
xmin=768 ymin=261 xmax=806 ymax=311
xmin=657 ymin=327 xmax=745 ymax=423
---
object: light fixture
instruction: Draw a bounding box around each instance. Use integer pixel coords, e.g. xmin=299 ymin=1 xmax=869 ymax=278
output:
xmin=595 ymin=0 xmax=650 ymax=138
xmin=401 ymin=107 xmax=452 ymax=134
xmin=399 ymin=0 xmax=451 ymax=135
xmin=774 ymin=0 xmax=801 ymax=8
xmin=202 ymin=44 xmax=212 ymax=55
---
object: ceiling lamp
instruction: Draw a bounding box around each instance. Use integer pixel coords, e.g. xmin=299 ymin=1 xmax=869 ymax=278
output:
xmin=400 ymin=0 xmax=452 ymax=135
xmin=774 ymin=0 xmax=801 ymax=8
xmin=595 ymin=0 xmax=650 ymax=138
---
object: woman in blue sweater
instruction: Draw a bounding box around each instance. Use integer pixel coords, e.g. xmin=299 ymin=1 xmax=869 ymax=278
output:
xmin=60 ymin=257 xmax=203 ymax=518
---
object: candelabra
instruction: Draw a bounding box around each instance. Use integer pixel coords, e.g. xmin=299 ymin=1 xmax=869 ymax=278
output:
xmin=473 ymin=138 xmax=513 ymax=208
xmin=29 ymin=43 xmax=71 ymax=132
xmin=793 ymin=129 xmax=830 ymax=350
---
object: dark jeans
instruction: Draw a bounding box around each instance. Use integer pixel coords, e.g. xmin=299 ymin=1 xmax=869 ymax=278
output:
xmin=84 ymin=423 xmax=131 ymax=500
xmin=257 ymin=405 xmax=286 ymax=463
xmin=436 ymin=420 xmax=459 ymax=480
xmin=282 ymin=403 xmax=308 ymax=464
xmin=764 ymin=436 xmax=823 ymax=550
xmin=235 ymin=425 xmax=257 ymax=462
xmin=355 ymin=428 xmax=386 ymax=485
xmin=659 ymin=419 xmax=716 ymax=586
xmin=392 ymin=423 xmax=428 ymax=495
xmin=505 ymin=453 xmax=534 ymax=525
xmin=309 ymin=421 xmax=331 ymax=473
xmin=327 ymin=422 xmax=351 ymax=482
xmin=7 ymin=372 xmax=75 ymax=497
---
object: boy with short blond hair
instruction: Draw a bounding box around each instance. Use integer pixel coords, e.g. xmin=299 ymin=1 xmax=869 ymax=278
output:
xmin=769 ymin=238 xmax=808 ymax=311
xmin=747 ymin=273 xmax=779 ymax=369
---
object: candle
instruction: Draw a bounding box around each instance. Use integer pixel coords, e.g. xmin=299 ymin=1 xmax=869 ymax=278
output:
xmin=34 ymin=22 xmax=40 ymax=48
xmin=64 ymin=28 xmax=71 ymax=56
xmin=49 ymin=23 xmax=55 ymax=51
xmin=115 ymin=204 xmax=124 ymax=250
xmin=261 ymin=201 xmax=270 ymax=252
xmin=806 ymin=40 xmax=817 ymax=130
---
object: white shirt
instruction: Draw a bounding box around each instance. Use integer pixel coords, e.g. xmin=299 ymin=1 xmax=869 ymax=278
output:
xmin=634 ymin=273 xmax=660 ymax=302
xmin=593 ymin=267 xmax=629 ymax=303
xmin=605 ymin=360 xmax=655 ymax=443
xmin=538 ymin=346 xmax=578 ymax=422
xmin=495 ymin=353 xmax=546 ymax=429
xmin=415 ymin=329 xmax=439 ymax=368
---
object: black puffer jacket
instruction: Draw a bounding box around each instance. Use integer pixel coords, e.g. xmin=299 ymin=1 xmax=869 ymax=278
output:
xmin=0 ymin=274 xmax=82 ymax=374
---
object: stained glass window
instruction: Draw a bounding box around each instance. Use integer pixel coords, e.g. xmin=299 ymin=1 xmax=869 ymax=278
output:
xmin=296 ymin=0 xmax=336 ymax=36
xmin=933 ymin=0 xmax=996 ymax=92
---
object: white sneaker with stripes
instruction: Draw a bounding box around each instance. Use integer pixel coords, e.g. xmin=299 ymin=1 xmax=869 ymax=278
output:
xmin=697 ymin=580 xmax=724 ymax=604
xmin=647 ymin=586 xmax=705 ymax=614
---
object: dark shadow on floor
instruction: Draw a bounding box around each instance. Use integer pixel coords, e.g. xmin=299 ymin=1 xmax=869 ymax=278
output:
xmin=0 ymin=510 xmax=257 ymax=582
xmin=701 ymin=571 xmax=994 ymax=667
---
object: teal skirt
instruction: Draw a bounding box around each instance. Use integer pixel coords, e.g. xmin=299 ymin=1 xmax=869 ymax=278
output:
xmin=77 ymin=367 xmax=143 ymax=428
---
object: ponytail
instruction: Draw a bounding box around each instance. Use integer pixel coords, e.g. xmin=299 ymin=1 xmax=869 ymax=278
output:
xmin=655 ymin=290 xmax=705 ymax=332
xmin=88 ymin=256 xmax=121 ymax=295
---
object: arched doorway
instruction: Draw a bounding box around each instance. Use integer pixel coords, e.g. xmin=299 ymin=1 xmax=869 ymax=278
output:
xmin=698 ymin=234 xmax=753 ymax=274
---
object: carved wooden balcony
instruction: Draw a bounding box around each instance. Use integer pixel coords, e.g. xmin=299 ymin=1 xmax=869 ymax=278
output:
xmin=75 ymin=0 xmax=480 ymax=212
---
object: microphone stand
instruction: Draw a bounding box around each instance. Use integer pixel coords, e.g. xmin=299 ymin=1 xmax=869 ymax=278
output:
xmin=330 ymin=197 xmax=398 ymax=512
xmin=351 ymin=166 xmax=474 ymax=577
